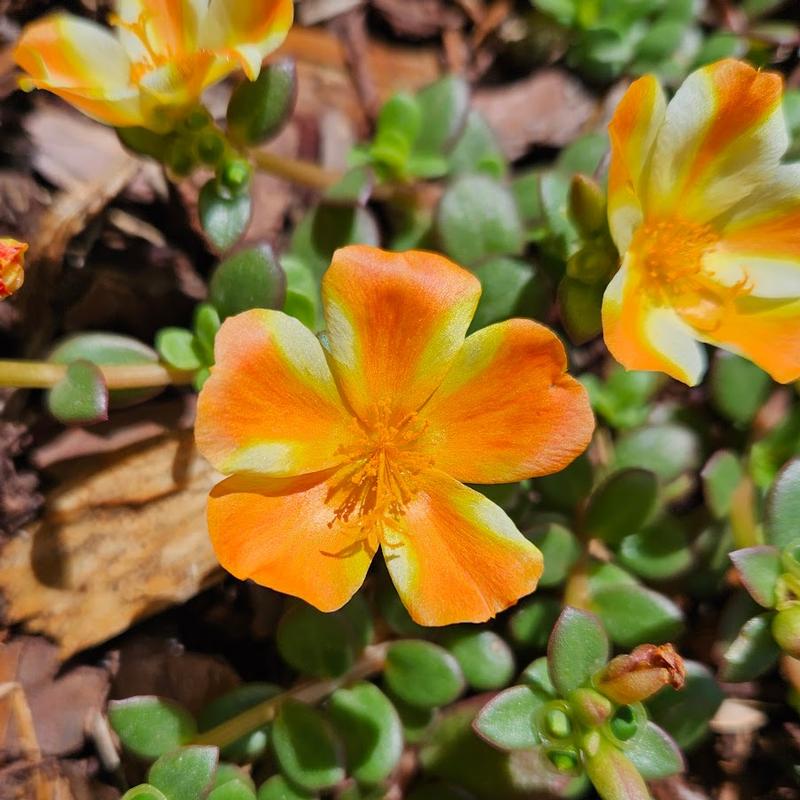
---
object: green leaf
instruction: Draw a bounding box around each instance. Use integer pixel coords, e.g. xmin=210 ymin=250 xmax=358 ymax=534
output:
xmin=591 ymin=582 xmax=684 ymax=648
xmin=227 ymin=59 xmax=297 ymax=145
xmin=508 ymin=598 xmax=562 ymax=650
xmin=448 ymin=110 xmax=506 ymax=178
xmin=547 ymin=607 xmax=609 ymax=696
xmin=469 ymin=257 xmax=538 ymax=332
xmin=47 ymin=359 xmax=108 ymax=425
xmin=766 ymin=457 xmax=800 ymax=549
xmin=109 ymin=696 xmax=196 ymax=761
xmin=199 ymin=179 xmax=252 ymax=252
xmin=614 ymin=424 xmax=700 ymax=482
xmin=193 ymin=303 xmax=221 ymax=363
xmin=256 ymin=776 xmax=316 ymax=800
xmin=413 ymin=76 xmax=470 ymax=157
xmin=156 ymin=328 xmax=203 ymax=371
xmin=117 ymin=126 xmax=174 ymax=160
xmin=554 ymin=133 xmax=608 ymax=177
xmin=328 ymin=682 xmax=403 ymax=785
xmin=371 ymin=93 xmax=421 ymax=173
xmin=750 ymin=406 xmax=800 ymax=489
xmin=376 ymin=579 xmax=428 ymax=637
xmin=527 ymin=523 xmax=581 ymax=588
xmin=535 ymin=453 xmax=593 ymax=511
xmin=214 ymin=765 xmax=255 ymax=791
xmin=436 ymin=174 xmax=524 ymax=267
xmin=198 ymin=684 xmax=282 ymax=762
xmin=324 ymin=167 xmax=374 ymax=206
xmin=148 ymin=746 xmax=218 ymax=800
xmin=208 ymin=779 xmax=257 ymax=800
xmin=472 ymin=685 xmax=544 ymax=751
xmin=693 ymin=32 xmax=746 ymax=67
xmin=582 ymin=366 xmax=660 ymax=430
xmin=617 ymin=517 xmax=692 ymax=581
xmin=585 ymin=468 xmax=659 ymax=547
xmin=702 ymin=450 xmax=743 ymax=519
xmin=210 ymin=245 xmax=286 ymax=319
xmin=647 ymin=660 xmax=723 ymax=751
xmin=584 ymin=738 xmax=650 ymax=800
xmin=730 ymin=547 xmax=782 ymax=608
xmin=122 ymin=786 xmax=169 ymax=800
xmin=720 ymin=612 xmax=781 ymax=681
xmin=49 ymin=332 xmax=160 ymax=408
xmin=625 ymin=722 xmax=684 ymax=780
xmin=277 ymin=596 xmax=372 ymax=679
xmin=272 ymin=700 xmax=345 ymax=792
xmin=710 ymin=351 xmax=771 ymax=426
xmin=441 ymin=628 xmax=515 ymax=691
xmin=384 ymin=640 xmax=465 ymax=709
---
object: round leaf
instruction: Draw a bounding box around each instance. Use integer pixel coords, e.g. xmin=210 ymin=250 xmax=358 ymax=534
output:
xmin=766 ymin=458 xmax=800 ymax=549
xmin=209 ymin=245 xmax=286 ymax=319
xmin=156 ymin=328 xmax=203 ymax=371
xmin=412 ymin=75 xmax=470 ymax=157
xmin=508 ymin=598 xmax=561 ymax=650
xmin=618 ymin=517 xmax=692 ymax=581
xmin=148 ymin=746 xmax=218 ymax=800
xmin=547 ymin=607 xmax=609 ymax=696
xmin=625 ymin=722 xmax=684 ymax=780
xmin=436 ymin=174 xmax=524 ymax=267
xmin=701 ymin=450 xmax=743 ymax=519
xmin=109 ymin=696 xmax=196 ymax=760
xmin=585 ymin=468 xmax=659 ymax=547
xmin=277 ymin=596 xmax=372 ymax=679
xmin=199 ymin=179 xmax=252 ymax=252
xmin=441 ymin=628 xmax=515 ymax=691
xmin=384 ymin=640 xmax=465 ymax=709
xmin=710 ymin=351 xmax=771 ymax=426
xmin=327 ymin=682 xmax=403 ymax=785
xmin=473 ymin=685 xmax=543 ymax=751
xmin=720 ymin=612 xmax=781 ymax=682
xmin=122 ymin=787 xmax=169 ymax=800
xmin=227 ymin=59 xmax=297 ymax=145
xmin=729 ymin=546 xmax=782 ymax=608
xmin=46 ymin=359 xmax=108 ymax=425
xmin=257 ymin=776 xmax=316 ymax=800
xmin=614 ymin=424 xmax=700 ymax=482
xmin=272 ymin=700 xmax=345 ymax=792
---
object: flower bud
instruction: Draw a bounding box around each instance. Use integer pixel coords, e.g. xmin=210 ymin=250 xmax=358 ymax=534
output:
xmin=595 ymin=643 xmax=685 ymax=705
xmin=569 ymin=687 xmax=612 ymax=727
xmin=568 ymin=173 xmax=607 ymax=236
xmin=0 ymin=238 xmax=28 ymax=299
xmin=773 ymin=605 xmax=800 ymax=658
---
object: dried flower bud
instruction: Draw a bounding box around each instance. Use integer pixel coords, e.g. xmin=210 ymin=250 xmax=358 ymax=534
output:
xmin=0 ymin=238 xmax=28 ymax=299
xmin=595 ymin=643 xmax=685 ymax=705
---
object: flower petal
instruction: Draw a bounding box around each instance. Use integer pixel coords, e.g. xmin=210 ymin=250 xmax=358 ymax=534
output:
xmin=704 ymin=164 xmax=800 ymax=299
xmin=200 ymin=0 xmax=294 ymax=80
xmin=645 ymin=59 xmax=786 ymax=222
xmin=208 ymin=472 xmax=373 ymax=612
xmin=14 ymin=13 xmax=143 ymax=127
xmin=607 ymin=74 xmax=666 ymax=252
xmin=602 ymin=260 xmax=706 ymax=386
xmin=384 ymin=470 xmax=543 ymax=626
xmin=195 ymin=309 xmax=356 ymax=476
xmin=322 ymin=246 xmax=481 ymax=423
xmin=704 ymin=295 xmax=800 ymax=383
xmin=418 ymin=319 xmax=593 ymax=484
xmin=114 ymin=0 xmax=204 ymax=60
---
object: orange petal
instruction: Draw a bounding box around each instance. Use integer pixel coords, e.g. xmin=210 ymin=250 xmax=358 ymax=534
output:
xmin=322 ymin=246 xmax=481 ymax=422
xmin=646 ymin=59 xmax=786 ymax=222
xmin=200 ymin=0 xmax=294 ymax=80
xmin=114 ymin=0 xmax=203 ymax=57
xmin=705 ymin=164 xmax=800 ymax=299
xmin=705 ymin=295 xmax=800 ymax=383
xmin=196 ymin=309 xmax=356 ymax=476
xmin=384 ymin=470 xmax=543 ymax=626
xmin=14 ymin=13 xmax=143 ymax=127
xmin=208 ymin=472 xmax=373 ymax=612
xmin=602 ymin=260 xmax=706 ymax=386
xmin=418 ymin=319 xmax=593 ymax=484
xmin=607 ymin=74 xmax=666 ymax=252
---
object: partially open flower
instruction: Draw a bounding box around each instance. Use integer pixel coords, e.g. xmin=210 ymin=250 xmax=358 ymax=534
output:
xmin=196 ymin=246 xmax=595 ymax=626
xmin=604 ymin=59 xmax=800 ymax=385
xmin=595 ymin=644 xmax=685 ymax=705
xmin=14 ymin=0 xmax=293 ymax=132
xmin=0 ymin=238 xmax=28 ymax=300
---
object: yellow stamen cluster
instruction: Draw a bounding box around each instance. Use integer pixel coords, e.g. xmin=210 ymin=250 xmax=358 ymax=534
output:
xmin=326 ymin=404 xmax=433 ymax=557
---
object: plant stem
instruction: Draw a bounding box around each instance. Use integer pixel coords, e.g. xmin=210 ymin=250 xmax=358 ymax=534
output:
xmin=192 ymin=642 xmax=390 ymax=750
xmin=249 ymin=149 xmax=343 ymax=192
xmin=0 ymin=360 xmax=194 ymax=390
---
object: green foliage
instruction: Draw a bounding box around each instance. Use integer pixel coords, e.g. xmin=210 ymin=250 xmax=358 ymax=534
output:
xmin=46 ymin=359 xmax=108 ymax=425
xmin=148 ymin=746 xmax=219 ymax=800
xmin=199 ymin=177 xmax=252 ymax=253
xmin=209 ymin=245 xmax=286 ymax=320
xmin=384 ymin=641 xmax=466 ymax=709
xmin=109 ymin=696 xmax=196 ymax=760
xmin=156 ymin=303 xmax=221 ymax=390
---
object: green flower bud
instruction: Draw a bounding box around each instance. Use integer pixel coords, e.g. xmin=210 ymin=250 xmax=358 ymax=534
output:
xmin=773 ymin=605 xmax=800 ymax=658
xmin=220 ymin=158 xmax=252 ymax=194
xmin=546 ymin=748 xmax=580 ymax=773
xmin=568 ymin=173 xmax=607 ymax=236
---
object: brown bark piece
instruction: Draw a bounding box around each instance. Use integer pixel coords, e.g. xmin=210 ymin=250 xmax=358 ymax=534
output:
xmin=0 ymin=432 xmax=222 ymax=659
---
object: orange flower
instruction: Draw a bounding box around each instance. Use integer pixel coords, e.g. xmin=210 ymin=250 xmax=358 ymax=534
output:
xmin=196 ymin=246 xmax=594 ymax=625
xmin=14 ymin=0 xmax=293 ymax=131
xmin=0 ymin=238 xmax=28 ymax=300
xmin=604 ymin=59 xmax=800 ymax=385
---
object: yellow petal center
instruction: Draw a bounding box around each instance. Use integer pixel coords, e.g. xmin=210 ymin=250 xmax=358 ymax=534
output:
xmin=326 ymin=405 xmax=433 ymax=557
